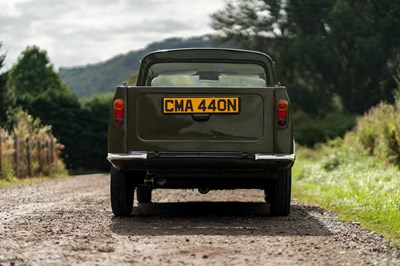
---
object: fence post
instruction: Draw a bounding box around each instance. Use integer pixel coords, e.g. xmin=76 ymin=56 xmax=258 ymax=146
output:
xmin=37 ymin=140 xmax=42 ymax=173
xmin=50 ymin=138 xmax=55 ymax=165
xmin=14 ymin=134 xmax=19 ymax=178
xmin=47 ymin=140 xmax=51 ymax=165
xmin=26 ymin=137 xmax=33 ymax=177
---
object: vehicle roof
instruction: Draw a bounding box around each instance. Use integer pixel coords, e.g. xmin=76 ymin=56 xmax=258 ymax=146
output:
xmin=136 ymin=48 xmax=276 ymax=86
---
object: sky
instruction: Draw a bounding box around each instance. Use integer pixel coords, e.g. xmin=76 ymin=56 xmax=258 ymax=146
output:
xmin=0 ymin=0 xmax=226 ymax=70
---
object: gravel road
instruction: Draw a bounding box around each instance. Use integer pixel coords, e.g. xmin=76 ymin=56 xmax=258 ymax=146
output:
xmin=0 ymin=174 xmax=399 ymax=265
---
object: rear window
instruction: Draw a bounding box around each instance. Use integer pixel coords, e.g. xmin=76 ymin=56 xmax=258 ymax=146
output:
xmin=146 ymin=62 xmax=267 ymax=87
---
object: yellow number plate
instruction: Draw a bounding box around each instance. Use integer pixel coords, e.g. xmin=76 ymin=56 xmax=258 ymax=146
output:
xmin=163 ymin=97 xmax=240 ymax=114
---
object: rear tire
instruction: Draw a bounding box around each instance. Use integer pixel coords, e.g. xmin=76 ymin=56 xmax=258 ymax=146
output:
xmin=110 ymin=167 xmax=134 ymax=216
xmin=137 ymin=187 xmax=152 ymax=203
xmin=265 ymin=168 xmax=291 ymax=216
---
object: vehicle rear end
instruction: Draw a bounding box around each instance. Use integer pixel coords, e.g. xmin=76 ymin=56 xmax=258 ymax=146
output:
xmin=107 ymin=49 xmax=295 ymax=216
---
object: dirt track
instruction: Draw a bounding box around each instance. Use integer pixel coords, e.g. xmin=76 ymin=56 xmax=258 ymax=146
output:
xmin=0 ymin=174 xmax=399 ymax=265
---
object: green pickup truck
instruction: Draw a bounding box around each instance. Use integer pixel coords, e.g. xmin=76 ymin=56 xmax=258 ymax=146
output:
xmin=107 ymin=48 xmax=295 ymax=216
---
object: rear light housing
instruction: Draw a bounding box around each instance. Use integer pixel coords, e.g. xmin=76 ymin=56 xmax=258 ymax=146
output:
xmin=277 ymin=99 xmax=288 ymax=128
xmin=113 ymin=99 xmax=124 ymax=127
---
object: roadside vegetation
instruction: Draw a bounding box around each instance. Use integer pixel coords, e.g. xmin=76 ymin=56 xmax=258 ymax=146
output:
xmin=211 ymin=0 xmax=400 ymax=246
xmin=0 ymin=44 xmax=111 ymax=172
xmin=293 ymin=96 xmax=400 ymax=246
xmin=0 ymin=110 xmax=67 ymax=187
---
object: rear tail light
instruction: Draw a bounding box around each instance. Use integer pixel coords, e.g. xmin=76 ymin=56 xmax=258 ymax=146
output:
xmin=113 ymin=99 xmax=124 ymax=127
xmin=277 ymin=99 xmax=288 ymax=128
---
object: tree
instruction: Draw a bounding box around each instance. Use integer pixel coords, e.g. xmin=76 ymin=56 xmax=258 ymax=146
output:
xmin=0 ymin=42 xmax=5 ymax=72
xmin=211 ymin=0 xmax=291 ymax=58
xmin=0 ymin=42 xmax=15 ymax=125
xmin=211 ymin=0 xmax=335 ymax=115
xmin=211 ymin=0 xmax=400 ymax=114
xmin=321 ymin=0 xmax=400 ymax=112
xmin=77 ymin=93 xmax=113 ymax=171
xmin=7 ymin=45 xmax=82 ymax=169
xmin=7 ymin=46 xmax=71 ymax=108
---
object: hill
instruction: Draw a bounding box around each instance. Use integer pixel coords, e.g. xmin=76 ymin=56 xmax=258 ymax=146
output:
xmin=59 ymin=36 xmax=219 ymax=97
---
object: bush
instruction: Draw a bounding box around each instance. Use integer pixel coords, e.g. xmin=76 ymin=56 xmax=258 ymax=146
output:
xmin=293 ymin=98 xmax=400 ymax=245
xmin=354 ymin=101 xmax=400 ymax=166
xmin=293 ymin=110 xmax=356 ymax=146
xmin=0 ymin=109 xmax=67 ymax=181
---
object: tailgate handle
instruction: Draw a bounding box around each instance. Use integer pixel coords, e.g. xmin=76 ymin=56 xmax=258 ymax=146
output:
xmin=192 ymin=114 xmax=210 ymax=122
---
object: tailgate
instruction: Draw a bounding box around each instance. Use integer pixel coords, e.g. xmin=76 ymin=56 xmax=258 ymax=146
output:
xmin=127 ymin=87 xmax=275 ymax=153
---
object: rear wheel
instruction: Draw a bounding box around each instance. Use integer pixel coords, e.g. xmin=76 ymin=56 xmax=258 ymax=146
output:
xmin=137 ymin=187 xmax=152 ymax=203
xmin=265 ymin=168 xmax=291 ymax=216
xmin=110 ymin=167 xmax=134 ymax=216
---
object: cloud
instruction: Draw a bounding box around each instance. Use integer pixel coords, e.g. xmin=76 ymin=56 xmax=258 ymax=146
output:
xmin=0 ymin=0 xmax=226 ymax=69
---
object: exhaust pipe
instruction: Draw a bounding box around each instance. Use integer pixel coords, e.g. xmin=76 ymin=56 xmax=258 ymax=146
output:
xmin=198 ymin=185 xmax=210 ymax=194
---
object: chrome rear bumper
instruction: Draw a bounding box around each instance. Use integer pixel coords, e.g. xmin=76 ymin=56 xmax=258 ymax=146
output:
xmin=107 ymin=152 xmax=295 ymax=163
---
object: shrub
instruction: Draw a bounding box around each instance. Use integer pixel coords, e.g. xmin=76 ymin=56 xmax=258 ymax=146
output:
xmin=0 ymin=109 xmax=67 ymax=181
xmin=293 ymin=110 xmax=355 ymax=147
xmin=353 ymin=101 xmax=400 ymax=166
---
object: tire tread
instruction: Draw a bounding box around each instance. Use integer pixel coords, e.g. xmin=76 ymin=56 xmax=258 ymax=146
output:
xmin=110 ymin=168 xmax=134 ymax=216
xmin=266 ymin=169 xmax=292 ymax=216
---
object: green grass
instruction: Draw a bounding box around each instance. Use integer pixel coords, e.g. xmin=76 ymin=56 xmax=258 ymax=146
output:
xmin=0 ymin=173 xmax=69 ymax=188
xmin=0 ymin=175 xmax=66 ymax=188
xmin=0 ymin=160 xmax=69 ymax=188
xmin=293 ymin=143 xmax=400 ymax=247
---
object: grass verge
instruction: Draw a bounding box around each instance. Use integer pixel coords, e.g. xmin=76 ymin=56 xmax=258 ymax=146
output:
xmin=293 ymin=143 xmax=400 ymax=247
xmin=0 ymin=160 xmax=69 ymax=188
xmin=0 ymin=174 xmax=69 ymax=188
